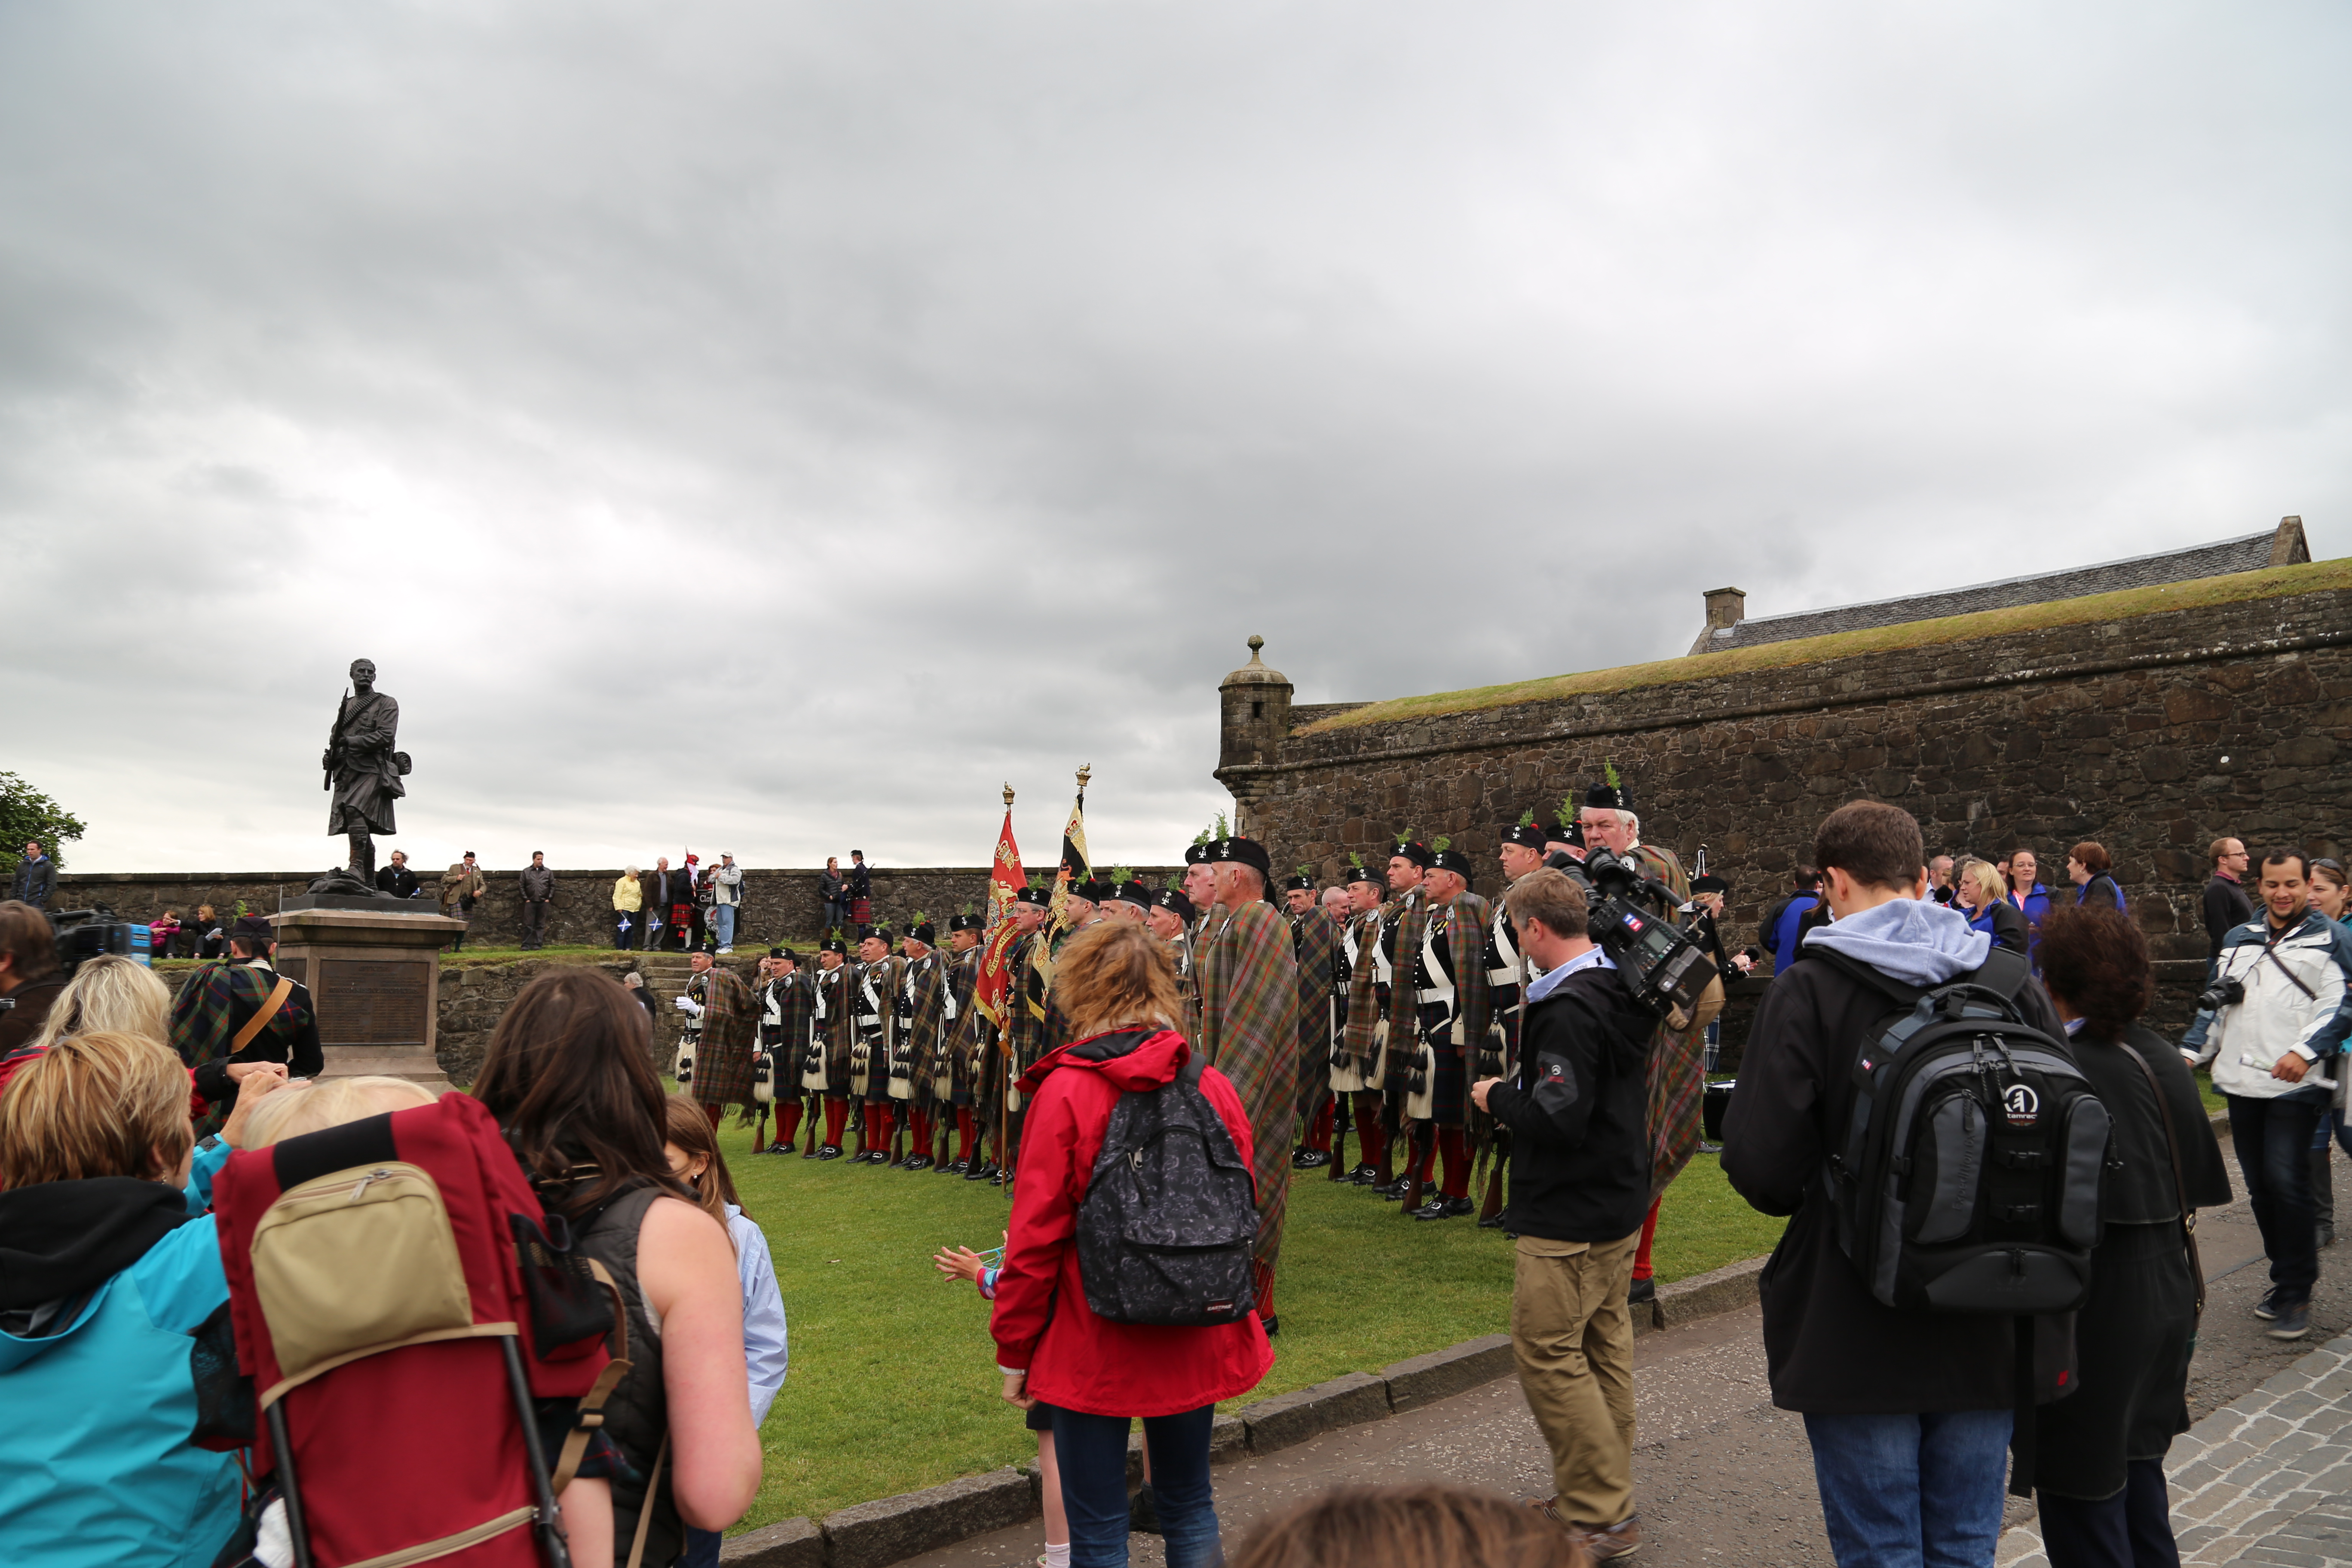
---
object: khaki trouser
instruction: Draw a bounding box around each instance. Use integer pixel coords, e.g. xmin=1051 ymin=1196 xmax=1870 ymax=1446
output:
xmin=1512 ymin=1229 xmax=1640 ymax=1527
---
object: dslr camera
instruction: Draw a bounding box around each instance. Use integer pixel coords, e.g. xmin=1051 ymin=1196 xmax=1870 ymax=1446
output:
xmin=47 ymin=906 xmax=154 ymax=978
xmin=1569 ymin=849 xmax=1719 ymax=1019
xmin=2195 ymin=975 xmax=2245 ymax=1014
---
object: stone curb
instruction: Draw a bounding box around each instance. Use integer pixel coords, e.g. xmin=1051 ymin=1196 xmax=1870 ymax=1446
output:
xmin=738 ymin=1254 xmax=1771 ymax=1565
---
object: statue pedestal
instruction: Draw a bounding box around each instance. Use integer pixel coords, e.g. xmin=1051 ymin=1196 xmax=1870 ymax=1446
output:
xmin=270 ymin=904 xmax=465 ymax=1095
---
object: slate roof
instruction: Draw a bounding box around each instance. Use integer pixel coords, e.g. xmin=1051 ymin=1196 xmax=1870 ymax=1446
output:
xmin=1701 ymin=530 xmax=2291 ymax=653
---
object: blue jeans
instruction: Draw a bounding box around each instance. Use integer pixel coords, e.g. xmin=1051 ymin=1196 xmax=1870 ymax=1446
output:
xmin=1804 ymin=1409 xmax=2011 ymax=1568
xmin=681 ymin=1525 xmax=721 ymax=1567
xmin=712 ymin=904 xmax=737 ymax=948
xmin=2228 ymin=1093 xmax=2324 ymax=1302
xmin=1050 ymin=1404 xmax=1220 ymax=1568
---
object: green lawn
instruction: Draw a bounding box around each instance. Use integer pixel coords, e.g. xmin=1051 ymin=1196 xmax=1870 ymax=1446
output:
xmin=722 ymin=1124 xmax=1783 ymax=1531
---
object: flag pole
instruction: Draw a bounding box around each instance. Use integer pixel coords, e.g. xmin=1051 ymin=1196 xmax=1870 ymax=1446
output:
xmin=1001 ymin=783 xmax=1015 ymax=1206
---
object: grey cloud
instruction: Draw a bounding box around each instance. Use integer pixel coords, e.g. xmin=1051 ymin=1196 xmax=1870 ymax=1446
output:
xmin=1 ymin=1 xmax=2345 ymax=873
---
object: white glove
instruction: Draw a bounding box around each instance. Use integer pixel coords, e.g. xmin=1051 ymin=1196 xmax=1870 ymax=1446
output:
xmin=674 ymin=996 xmax=703 ymax=1016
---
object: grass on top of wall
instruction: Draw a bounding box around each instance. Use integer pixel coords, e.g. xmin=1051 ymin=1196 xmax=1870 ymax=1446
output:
xmin=723 ymin=1123 xmax=1784 ymax=1532
xmin=1301 ymin=556 xmax=2352 ymax=734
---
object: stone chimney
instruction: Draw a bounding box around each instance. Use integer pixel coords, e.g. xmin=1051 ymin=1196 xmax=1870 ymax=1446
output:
xmin=1687 ymin=586 xmax=1747 ymax=656
xmin=1214 ymin=635 xmax=1292 ymax=835
xmin=2269 ymin=516 xmax=2311 ymax=567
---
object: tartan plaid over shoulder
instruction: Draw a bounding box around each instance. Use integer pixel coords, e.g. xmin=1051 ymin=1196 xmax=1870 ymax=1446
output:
xmin=900 ymin=951 xmax=951 ymax=1108
xmin=1199 ymin=899 xmax=1301 ymax=1272
xmin=1633 ymin=842 xmax=1706 ymax=1195
xmin=171 ymin=960 xmax=320 ymax=1137
xmin=691 ymin=965 xmax=757 ymax=1109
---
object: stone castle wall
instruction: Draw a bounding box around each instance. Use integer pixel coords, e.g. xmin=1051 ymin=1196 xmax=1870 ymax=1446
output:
xmin=1223 ymin=582 xmax=2352 ymax=962
xmin=66 ymin=865 xmax=1183 ymax=952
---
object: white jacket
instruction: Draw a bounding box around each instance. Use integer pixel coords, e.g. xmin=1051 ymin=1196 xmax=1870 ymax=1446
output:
xmin=2187 ymin=913 xmax=2349 ymax=1100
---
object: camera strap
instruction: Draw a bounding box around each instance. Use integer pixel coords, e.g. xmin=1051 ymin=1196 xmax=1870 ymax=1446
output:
xmin=2115 ymin=1038 xmax=2205 ymax=1321
xmin=2258 ymin=928 xmax=2318 ymax=1001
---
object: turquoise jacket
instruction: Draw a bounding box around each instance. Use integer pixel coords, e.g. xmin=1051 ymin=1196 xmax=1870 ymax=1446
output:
xmin=0 ymin=1141 xmax=239 ymax=1568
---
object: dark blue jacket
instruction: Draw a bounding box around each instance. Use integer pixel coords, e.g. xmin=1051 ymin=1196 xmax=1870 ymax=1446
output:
xmin=1766 ymin=894 xmax=1821 ymax=973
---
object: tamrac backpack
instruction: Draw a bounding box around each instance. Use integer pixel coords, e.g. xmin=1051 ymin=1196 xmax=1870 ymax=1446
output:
xmin=1818 ymin=946 xmax=2110 ymax=1316
xmin=1075 ymin=1033 xmax=1261 ymax=1327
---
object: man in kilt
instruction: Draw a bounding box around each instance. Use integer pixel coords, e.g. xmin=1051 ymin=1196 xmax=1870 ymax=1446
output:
xmin=941 ymin=913 xmax=985 ymax=1173
xmin=1285 ymin=870 xmax=1344 ymax=1173
xmin=1580 ymin=778 xmax=1695 ymax=1306
xmin=806 ymin=937 xmax=854 ymax=1159
xmin=850 ymin=928 xmax=901 ymax=1164
xmin=1146 ymin=885 xmax=1201 ymax=1042
xmin=1476 ymin=813 xmax=1547 ymax=1224
xmin=1390 ymin=843 xmax=1492 ymax=1221
xmin=989 ymin=886 xmax=1059 ymax=1182
xmin=1197 ymin=836 xmax=1302 ymax=1332
xmin=1348 ymin=839 xmax=1431 ymax=1193
xmin=894 ymin=920 xmax=952 ymax=1170
xmin=758 ymin=948 xmax=815 ymax=1155
xmin=171 ymin=914 xmax=323 ymax=1139
xmin=678 ymin=948 xmax=756 ymax=1130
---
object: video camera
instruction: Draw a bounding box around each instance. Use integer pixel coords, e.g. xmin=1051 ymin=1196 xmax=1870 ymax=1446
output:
xmin=1569 ymin=849 xmax=1719 ymax=1020
xmin=47 ymin=906 xmax=154 ymax=978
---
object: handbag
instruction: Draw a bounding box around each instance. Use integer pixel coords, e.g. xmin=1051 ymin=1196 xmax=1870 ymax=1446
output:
xmin=2116 ymin=1039 xmax=2205 ymax=1321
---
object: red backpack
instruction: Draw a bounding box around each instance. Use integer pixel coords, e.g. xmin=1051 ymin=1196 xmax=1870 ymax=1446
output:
xmin=211 ymin=1093 xmax=625 ymax=1568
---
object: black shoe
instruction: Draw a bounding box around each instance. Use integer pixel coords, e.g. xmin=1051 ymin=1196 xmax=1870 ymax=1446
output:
xmin=903 ymin=1156 xmax=933 ymax=1172
xmin=1477 ymin=1211 xmax=1508 ymax=1229
xmin=800 ymin=1142 xmax=822 ymax=1159
xmin=1628 ymin=1277 xmax=1656 ymax=1304
xmin=1291 ymin=1148 xmax=1313 ymax=1169
xmin=1296 ymin=1151 xmax=1333 ymax=1170
xmin=817 ymin=1145 xmax=844 ymax=1161
xmin=2254 ymin=1287 xmax=2281 ymax=1321
xmin=1130 ymin=1484 xmax=1162 ymax=1535
xmin=1375 ymin=1177 xmax=1415 ymax=1200
xmin=1262 ymin=1314 xmax=1278 ymax=1337
xmin=942 ymin=1159 xmax=968 ymax=1174
xmin=1347 ymin=1164 xmax=1381 ymax=1185
xmin=2266 ymin=1300 xmax=2312 ymax=1340
xmin=963 ymin=1161 xmax=998 ymax=1182
xmin=1412 ymin=1196 xmax=1475 ymax=1221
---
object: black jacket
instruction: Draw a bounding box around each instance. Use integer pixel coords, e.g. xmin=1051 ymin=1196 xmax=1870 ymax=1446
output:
xmin=0 ymin=976 xmax=67 ymax=1057
xmin=847 ymin=863 xmax=873 ymax=899
xmin=2070 ymin=1023 xmax=2231 ymax=1224
xmin=374 ymin=864 xmax=421 ymax=899
xmin=520 ymin=864 xmax=557 ymax=903
xmin=2073 ymin=874 xmax=2125 ymax=914
xmin=1486 ymin=959 xmax=1655 ymax=1244
xmin=1720 ymin=951 xmax=2066 ymax=1414
xmin=2202 ymin=875 xmax=2253 ymax=959
xmin=1979 ymin=898 xmax=2031 ymax=955
xmin=11 ymin=854 xmax=56 ymax=908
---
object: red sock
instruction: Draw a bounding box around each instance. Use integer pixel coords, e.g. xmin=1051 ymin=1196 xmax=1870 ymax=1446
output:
xmin=957 ymin=1108 xmax=976 ymax=1161
xmin=1310 ymin=1097 xmax=1335 ymax=1152
xmin=1437 ymin=1127 xmax=1469 ymax=1197
xmin=910 ymin=1110 xmax=928 ymax=1153
xmin=1355 ymin=1107 xmax=1384 ymax=1166
xmin=780 ymin=1102 xmax=804 ymax=1146
xmin=824 ymin=1097 xmax=847 ymax=1148
xmin=1412 ymin=1128 xmax=1437 ymax=1185
xmin=704 ymin=1103 xmax=722 ymax=1130
xmin=1633 ymin=1197 xmax=1662 ymax=1281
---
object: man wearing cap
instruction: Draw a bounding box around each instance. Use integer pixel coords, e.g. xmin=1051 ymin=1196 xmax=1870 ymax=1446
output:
xmin=1286 ymin=869 xmax=1344 ymax=1173
xmin=1336 ymin=865 xmax=1383 ymax=1185
xmin=979 ymin=884 xmax=1057 ymax=1182
xmin=1148 ymin=885 xmax=1202 ymax=1042
xmin=850 ymin=928 xmax=902 ymax=1164
xmin=1349 ymin=837 xmax=1431 ymax=1195
xmin=1393 ymin=840 xmax=1492 ymax=1221
xmin=1546 ymin=798 xmax=1587 ymax=870
xmin=759 ymin=948 xmax=815 ymax=1155
xmin=1181 ymin=836 xmax=1219 ymax=939
xmin=1479 ymin=812 xmax=1552 ymax=1225
xmin=171 ymin=914 xmax=324 ymax=1139
xmin=439 ymin=851 xmax=485 ymax=951
xmin=894 ymin=920 xmax=952 ymax=1170
xmin=679 ymin=948 xmax=756 ymax=1133
xmin=1581 ymin=777 xmax=1698 ymax=1307
xmin=941 ymin=913 xmax=986 ymax=1172
xmin=805 ymin=937 xmax=854 ymax=1158
xmin=1102 ymin=877 xmax=1152 ymax=923
xmin=1198 ymin=836 xmax=1303 ymax=1331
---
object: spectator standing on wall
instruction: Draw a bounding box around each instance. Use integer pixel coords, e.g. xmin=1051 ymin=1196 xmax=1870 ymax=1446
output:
xmin=640 ymin=857 xmax=683 ymax=951
xmin=1759 ymin=868 xmax=1822 ymax=976
xmin=819 ymin=857 xmax=846 ymax=934
xmin=439 ymin=851 xmax=486 ymax=951
xmin=846 ymin=851 xmax=874 ymax=927
xmin=11 ymin=841 xmax=56 ymax=909
xmin=614 ymin=864 xmax=644 ymax=950
xmin=0 ymin=901 xmax=67 ymax=1057
xmin=374 ymin=848 xmax=421 ymax=899
xmin=710 ymin=853 xmax=744 ymax=953
xmin=2184 ymin=850 xmax=2350 ymax=1343
xmin=2203 ymin=837 xmax=2254 ymax=970
xmin=520 ymin=851 xmax=557 ymax=950
xmin=2067 ymin=841 xmax=2126 ymax=914
xmin=1956 ymin=859 xmax=2031 ymax=955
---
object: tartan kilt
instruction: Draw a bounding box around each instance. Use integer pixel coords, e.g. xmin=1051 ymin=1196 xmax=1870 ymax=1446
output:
xmin=1403 ymin=1012 xmax=1466 ymax=1124
xmin=849 ymin=897 xmax=873 ymax=924
xmin=693 ymin=1035 xmax=757 ymax=1108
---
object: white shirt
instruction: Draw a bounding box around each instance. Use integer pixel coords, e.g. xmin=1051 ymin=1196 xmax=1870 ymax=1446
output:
xmin=1524 ymin=943 xmax=1616 ymax=1006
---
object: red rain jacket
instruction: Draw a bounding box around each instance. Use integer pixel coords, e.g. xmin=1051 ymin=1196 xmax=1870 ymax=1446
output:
xmin=990 ymin=1027 xmax=1274 ymax=1418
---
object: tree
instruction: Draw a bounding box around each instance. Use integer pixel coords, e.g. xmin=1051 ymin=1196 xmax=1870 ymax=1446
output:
xmin=0 ymin=772 xmax=87 ymax=874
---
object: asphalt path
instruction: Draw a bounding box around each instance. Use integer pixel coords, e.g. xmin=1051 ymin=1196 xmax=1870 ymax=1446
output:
xmin=903 ymin=1145 xmax=2345 ymax=1568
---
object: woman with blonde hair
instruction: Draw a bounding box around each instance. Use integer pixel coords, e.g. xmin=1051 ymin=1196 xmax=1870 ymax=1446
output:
xmin=989 ymin=920 xmax=1271 ymax=1568
xmin=1954 ymin=859 xmax=2030 ymax=956
xmin=30 ymin=954 xmax=173 ymax=1050
xmin=614 ymin=865 xmax=644 ymax=951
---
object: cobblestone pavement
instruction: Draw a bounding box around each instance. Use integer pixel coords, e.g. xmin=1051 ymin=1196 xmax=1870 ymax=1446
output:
xmin=1998 ymin=1333 xmax=2352 ymax=1568
xmin=904 ymin=1149 xmax=2344 ymax=1568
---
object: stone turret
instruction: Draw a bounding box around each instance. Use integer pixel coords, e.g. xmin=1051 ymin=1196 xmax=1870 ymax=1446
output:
xmin=1687 ymin=586 xmax=1747 ymax=655
xmin=1214 ymin=635 xmax=1292 ymax=834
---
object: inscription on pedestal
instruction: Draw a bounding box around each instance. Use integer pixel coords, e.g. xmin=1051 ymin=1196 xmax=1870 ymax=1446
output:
xmin=316 ymin=958 xmax=431 ymax=1046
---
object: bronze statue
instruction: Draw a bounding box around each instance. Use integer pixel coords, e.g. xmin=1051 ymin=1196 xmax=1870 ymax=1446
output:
xmin=317 ymin=658 xmax=409 ymax=891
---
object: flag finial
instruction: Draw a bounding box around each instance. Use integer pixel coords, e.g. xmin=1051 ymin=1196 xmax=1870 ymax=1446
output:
xmin=1002 ymin=782 xmax=1015 ymax=807
xmin=1075 ymin=763 xmax=1092 ymax=790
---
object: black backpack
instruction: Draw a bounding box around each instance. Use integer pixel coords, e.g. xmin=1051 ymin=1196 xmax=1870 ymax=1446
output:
xmin=1818 ymin=947 xmax=2110 ymax=1316
xmin=1074 ymin=1034 xmax=1259 ymax=1327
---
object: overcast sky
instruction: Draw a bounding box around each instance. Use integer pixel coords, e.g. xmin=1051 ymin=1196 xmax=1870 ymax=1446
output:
xmin=4 ymin=3 xmax=2345 ymax=875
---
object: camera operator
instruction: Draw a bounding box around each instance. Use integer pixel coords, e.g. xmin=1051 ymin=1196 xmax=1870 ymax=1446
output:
xmin=1471 ymin=867 xmax=1654 ymax=1560
xmin=0 ymin=901 xmax=66 ymax=1058
xmin=2184 ymin=848 xmax=2350 ymax=1342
